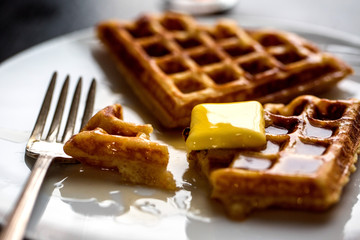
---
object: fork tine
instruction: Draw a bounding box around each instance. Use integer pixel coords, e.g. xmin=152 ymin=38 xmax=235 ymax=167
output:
xmin=29 ymin=72 xmax=57 ymax=141
xmin=61 ymin=77 xmax=82 ymax=142
xmin=2 ymin=74 xmax=97 ymax=240
xmin=80 ymin=78 xmax=97 ymax=129
xmin=46 ymin=76 xmax=69 ymax=142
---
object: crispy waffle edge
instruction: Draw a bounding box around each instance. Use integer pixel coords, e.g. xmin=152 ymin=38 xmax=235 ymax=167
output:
xmin=63 ymin=104 xmax=177 ymax=190
xmin=96 ymin=12 xmax=353 ymax=129
xmin=187 ymin=95 xmax=360 ymax=219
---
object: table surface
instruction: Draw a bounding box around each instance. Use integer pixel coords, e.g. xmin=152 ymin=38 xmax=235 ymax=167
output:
xmin=1 ymin=0 xmax=359 ymax=63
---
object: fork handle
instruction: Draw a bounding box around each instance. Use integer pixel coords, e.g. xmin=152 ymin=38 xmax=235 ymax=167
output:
xmin=0 ymin=154 xmax=53 ymax=240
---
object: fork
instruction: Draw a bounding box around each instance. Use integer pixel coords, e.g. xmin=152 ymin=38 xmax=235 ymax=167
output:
xmin=0 ymin=72 xmax=96 ymax=240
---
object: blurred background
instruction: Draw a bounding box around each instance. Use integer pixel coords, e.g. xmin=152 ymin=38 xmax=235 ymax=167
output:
xmin=0 ymin=0 xmax=359 ymax=63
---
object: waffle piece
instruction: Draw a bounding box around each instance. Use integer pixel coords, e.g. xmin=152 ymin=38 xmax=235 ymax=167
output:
xmin=63 ymin=104 xmax=176 ymax=190
xmin=186 ymin=95 xmax=360 ymax=218
xmin=97 ymin=12 xmax=352 ymax=128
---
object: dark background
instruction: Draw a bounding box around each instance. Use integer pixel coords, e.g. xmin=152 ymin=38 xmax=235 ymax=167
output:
xmin=0 ymin=0 xmax=162 ymax=63
xmin=1 ymin=0 xmax=359 ymax=63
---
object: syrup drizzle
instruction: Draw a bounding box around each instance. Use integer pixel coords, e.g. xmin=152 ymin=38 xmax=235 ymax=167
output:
xmin=266 ymin=125 xmax=288 ymax=135
xmin=232 ymin=155 xmax=272 ymax=170
xmin=261 ymin=140 xmax=281 ymax=154
xmin=272 ymin=155 xmax=322 ymax=174
xmin=294 ymin=140 xmax=326 ymax=156
xmin=304 ymin=121 xmax=333 ymax=138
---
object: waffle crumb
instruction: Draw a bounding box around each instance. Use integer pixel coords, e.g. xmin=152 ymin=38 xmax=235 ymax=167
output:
xmin=63 ymin=104 xmax=176 ymax=190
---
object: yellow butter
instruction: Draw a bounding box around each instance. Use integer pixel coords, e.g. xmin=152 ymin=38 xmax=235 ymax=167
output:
xmin=185 ymin=101 xmax=266 ymax=151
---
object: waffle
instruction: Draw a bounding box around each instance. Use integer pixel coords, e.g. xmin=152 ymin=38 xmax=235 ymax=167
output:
xmin=185 ymin=95 xmax=360 ymax=218
xmin=96 ymin=12 xmax=352 ymax=128
xmin=63 ymin=104 xmax=176 ymax=190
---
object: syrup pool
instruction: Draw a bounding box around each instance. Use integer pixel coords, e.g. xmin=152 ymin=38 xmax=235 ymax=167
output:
xmin=272 ymin=155 xmax=323 ymax=174
xmin=304 ymin=121 xmax=333 ymax=138
xmin=232 ymin=155 xmax=272 ymax=170
xmin=261 ymin=140 xmax=281 ymax=154
xmin=48 ymin=129 xmax=216 ymax=226
xmin=265 ymin=125 xmax=288 ymax=135
xmin=294 ymin=140 xmax=327 ymax=156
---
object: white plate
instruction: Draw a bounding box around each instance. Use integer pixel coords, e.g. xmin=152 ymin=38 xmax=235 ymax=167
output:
xmin=1 ymin=16 xmax=360 ymax=240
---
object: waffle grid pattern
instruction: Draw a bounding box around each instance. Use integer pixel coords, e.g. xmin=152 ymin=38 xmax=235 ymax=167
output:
xmin=210 ymin=96 xmax=359 ymax=175
xmin=189 ymin=96 xmax=360 ymax=217
xmin=97 ymin=12 xmax=352 ymax=128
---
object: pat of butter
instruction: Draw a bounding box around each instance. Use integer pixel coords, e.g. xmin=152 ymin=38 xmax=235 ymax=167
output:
xmin=185 ymin=101 xmax=266 ymax=151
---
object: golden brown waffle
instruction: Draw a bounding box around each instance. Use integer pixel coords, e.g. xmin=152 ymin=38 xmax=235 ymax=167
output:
xmin=97 ymin=12 xmax=352 ymax=128
xmin=63 ymin=104 xmax=176 ymax=190
xmin=186 ymin=95 xmax=360 ymax=218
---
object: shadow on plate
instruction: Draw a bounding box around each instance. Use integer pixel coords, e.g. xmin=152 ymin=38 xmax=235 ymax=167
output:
xmin=90 ymin=45 xmax=165 ymax=130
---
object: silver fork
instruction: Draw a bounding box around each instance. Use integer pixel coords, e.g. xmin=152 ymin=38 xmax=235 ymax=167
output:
xmin=0 ymin=72 xmax=96 ymax=240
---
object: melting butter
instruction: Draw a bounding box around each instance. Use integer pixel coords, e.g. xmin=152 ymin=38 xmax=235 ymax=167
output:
xmin=185 ymin=101 xmax=266 ymax=151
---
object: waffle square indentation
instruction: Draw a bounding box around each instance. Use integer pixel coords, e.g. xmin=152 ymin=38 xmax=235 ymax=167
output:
xmin=239 ymin=57 xmax=274 ymax=76
xmin=206 ymin=66 xmax=240 ymax=85
xmin=160 ymin=15 xmax=187 ymax=31
xmin=223 ymin=43 xmax=255 ymax=58
xmin=190 ymin=50 xmax=221 ymax=66
xmin=273 ymin=50 xmax=306 ymax=65
xmin=173 ymin=75 xmax=207 ymax=94
xmin=175 ymin=35 xmax=202 ymax=49
xmin=143 ymin=41 xmax=171 ymax=57
xmin=158 ymin=58 xmax=189 ymax=74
